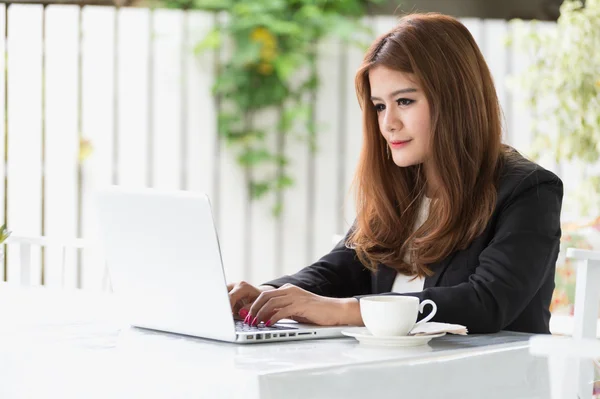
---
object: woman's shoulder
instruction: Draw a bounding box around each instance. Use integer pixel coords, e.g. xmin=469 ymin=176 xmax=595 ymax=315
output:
xmin=496 ymin=147 xmax=563 ymax=203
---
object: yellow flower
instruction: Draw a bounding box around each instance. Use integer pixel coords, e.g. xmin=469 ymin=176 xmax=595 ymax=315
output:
xmin=261 ymin=48 xmax=276 ymax=62
xmin=251 ymin=27 xmax=276 ymax=46
xmin=257 ymin=62 xmax=273 ymax=75
xmin=250 ymin=27 xmax=277 ymax=63
xmin=79 ymin=138 xmax=93 ymax=162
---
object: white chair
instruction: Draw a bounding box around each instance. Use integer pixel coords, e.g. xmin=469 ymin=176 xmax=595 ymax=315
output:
xmin=530 ymin=335 xmax=600 ymax=399
xmin=529 ymin=248 xmax=600 ymax=399
xmin=4 ymin=235 xmax=109 ymax=290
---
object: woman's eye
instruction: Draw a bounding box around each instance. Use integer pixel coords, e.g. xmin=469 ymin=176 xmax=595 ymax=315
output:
xmin=397 ymin=98 xmax=414 ymax=106
xmin=374 ymin=104 xmax=385 ymax=112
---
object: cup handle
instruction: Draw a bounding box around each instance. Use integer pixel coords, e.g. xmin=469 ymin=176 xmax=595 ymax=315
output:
xmin=414 ymin=299 xmax=437 ymax=326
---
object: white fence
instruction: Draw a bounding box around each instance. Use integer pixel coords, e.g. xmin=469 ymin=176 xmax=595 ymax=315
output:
xmin=0 ymin=4 xmax=565 ymax=291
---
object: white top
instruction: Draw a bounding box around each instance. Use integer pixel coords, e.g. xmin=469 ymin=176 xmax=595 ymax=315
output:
xmin=391 ymin=197 xmax=431 ymax=293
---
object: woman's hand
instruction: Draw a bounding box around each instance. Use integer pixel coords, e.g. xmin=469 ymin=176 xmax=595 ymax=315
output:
xmin=227 ymin=281 xmax=275 ymax=319
xmin=245 ymin=283 xmax=362 ymax=327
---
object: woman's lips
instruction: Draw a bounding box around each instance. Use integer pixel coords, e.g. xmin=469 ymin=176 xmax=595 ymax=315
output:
xmin=390 ymin=139 xmax=412 ymax=149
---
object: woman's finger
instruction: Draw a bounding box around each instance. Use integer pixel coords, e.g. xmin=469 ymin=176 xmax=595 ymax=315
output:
xmin=254 ymin=296 xmax=294 ymax=324
xmin=248 ymin=289 xmax=288 ymax=321
xmin=237 ymin=303 xmax=251 ymax=319
xmin=228 ymin=282 xmax=255 ymax=311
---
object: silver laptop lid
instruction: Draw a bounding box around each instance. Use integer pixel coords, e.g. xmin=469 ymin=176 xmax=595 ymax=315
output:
xmin=94 ymin=186 xmax=236 ymax=342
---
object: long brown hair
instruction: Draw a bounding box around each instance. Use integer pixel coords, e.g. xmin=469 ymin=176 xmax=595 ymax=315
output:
xmin=349 ymin=13 xmax=505 ymax=276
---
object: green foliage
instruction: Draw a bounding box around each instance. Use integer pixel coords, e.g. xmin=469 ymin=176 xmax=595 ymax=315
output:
xmin=508 ymin=0 xmax=600 ymax=218
xmin=163 ymin=0 xmax=383 ymax=215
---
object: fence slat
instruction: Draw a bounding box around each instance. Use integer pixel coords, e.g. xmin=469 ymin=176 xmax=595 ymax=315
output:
xmin=342 ymin=29 xmax=367 ymax=235
xmin=217 ymin=150 xmax=247 ymax=283
xmin=215 ymin=13 xmax=246 ymax=284
xmin=185 ymin=11 xmax=216 ymax=196
xmin=152 ymin=9 xmax=183 ymax=190
xmin=81 ymin=6 xmax=115 ymax=289
xmin=0 ymin=4 xmax=5 ymax=282
xmin=507 ymin=23 xmax=534 ymax=156
xmin=481 ymin=20 xmax=509 ymax=142
xmin=7 ymin=4 xmax=43 ymax=284
xmin=45 ymin=4 xmax=79 ymax=288
xmin=117 ymin=8 xmax=150 ymax=188
xmin=311 ymin=37 xmax=343 ymax=263
xmin=248 ymin=110 xmax=277 ymax=285
xmin=281 ymin=102 xmax=310 ymax=276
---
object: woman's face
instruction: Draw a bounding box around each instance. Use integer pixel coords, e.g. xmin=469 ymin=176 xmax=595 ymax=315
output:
xmin=368 ymin=65 xmax=432 ymax=168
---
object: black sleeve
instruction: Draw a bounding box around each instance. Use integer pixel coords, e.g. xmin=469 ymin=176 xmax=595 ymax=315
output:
xmin=357 ymin=175 xmax=563 ymax=334
xmin=263 ymin=229 xmax=372 ymax=298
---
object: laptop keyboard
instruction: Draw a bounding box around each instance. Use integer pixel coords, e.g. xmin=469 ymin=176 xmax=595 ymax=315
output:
xmin=235 ymin=321 xmax=297 ymax=332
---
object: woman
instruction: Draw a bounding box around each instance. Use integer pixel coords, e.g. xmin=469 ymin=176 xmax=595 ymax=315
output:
xmin=228 ymin=12 xmax=563 ymax=334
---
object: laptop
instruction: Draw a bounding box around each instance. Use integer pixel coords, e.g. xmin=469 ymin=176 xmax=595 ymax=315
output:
xmin=94 ymin=186 xmax=346 ymax=344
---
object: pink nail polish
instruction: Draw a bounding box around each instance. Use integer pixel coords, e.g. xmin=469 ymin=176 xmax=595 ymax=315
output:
xmin=244 ymin=314 xmax=251 ymax=324
xmin=239 ymin=308 xmax=249 ymax=319
xmin=251 ymin=317 xmax=258 ymax=327
xmin=265 ymin=320 xmax=272 ymax=327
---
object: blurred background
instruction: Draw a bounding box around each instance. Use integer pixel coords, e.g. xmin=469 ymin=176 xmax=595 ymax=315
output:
xmin=0 ymin=0 xmax=598 ymax=323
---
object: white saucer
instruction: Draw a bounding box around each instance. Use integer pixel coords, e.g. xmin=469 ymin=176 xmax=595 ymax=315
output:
xmin=341 ymin=327 xmax=446 ymax=347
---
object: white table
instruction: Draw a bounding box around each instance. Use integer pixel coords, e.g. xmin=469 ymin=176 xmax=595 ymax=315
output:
xmin=0 ymin=284 xmax=550 ymax=398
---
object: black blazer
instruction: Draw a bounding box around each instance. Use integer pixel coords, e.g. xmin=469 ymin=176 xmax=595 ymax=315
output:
xmin=264 ymin=153 xmax=563 ymax=334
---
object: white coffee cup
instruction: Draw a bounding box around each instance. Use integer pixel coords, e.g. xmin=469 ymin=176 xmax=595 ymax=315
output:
xmin=359 ymin=296 xmax=437 ymax=337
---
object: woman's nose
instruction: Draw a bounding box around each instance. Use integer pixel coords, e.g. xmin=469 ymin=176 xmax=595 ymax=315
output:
xmin=384 ymin=111 xmax=402 ymax=133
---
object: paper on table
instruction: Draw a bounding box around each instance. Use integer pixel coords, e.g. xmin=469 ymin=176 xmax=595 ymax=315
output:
xmin=409 ymin=322 xmax=468 ymax=336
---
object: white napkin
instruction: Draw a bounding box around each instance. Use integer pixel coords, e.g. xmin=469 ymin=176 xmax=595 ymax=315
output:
xmin=409 ymin=322 xmax=468 ymax=336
